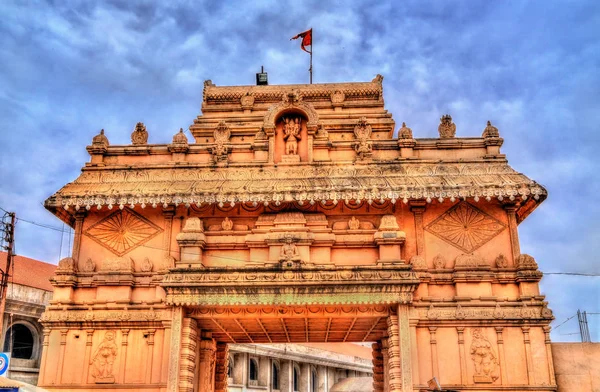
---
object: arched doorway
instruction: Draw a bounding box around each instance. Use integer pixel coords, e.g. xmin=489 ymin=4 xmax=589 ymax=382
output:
xmin=3 ymin=323 xmax=35 ymax=359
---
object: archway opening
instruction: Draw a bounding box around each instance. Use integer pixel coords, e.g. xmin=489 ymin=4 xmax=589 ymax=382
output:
xmin=3 ymin=324 xmax=34 ymax=359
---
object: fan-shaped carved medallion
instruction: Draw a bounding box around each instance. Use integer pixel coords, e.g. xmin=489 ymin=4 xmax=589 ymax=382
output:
xmin=85 ymin=208 xmax=162 ymax=256
xmin=425 ymin=201 xmax=505 ymax=253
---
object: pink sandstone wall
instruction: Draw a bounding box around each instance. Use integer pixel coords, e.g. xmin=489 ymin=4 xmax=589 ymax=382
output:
xmin=552 ymin=343 xmax=600 ymax=392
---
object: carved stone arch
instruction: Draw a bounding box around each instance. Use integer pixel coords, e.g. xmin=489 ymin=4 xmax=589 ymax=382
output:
xmin=3 ymin=319 xmax=41 ymax=360
xmin=263 ymin=101 xmax=319 ymax=134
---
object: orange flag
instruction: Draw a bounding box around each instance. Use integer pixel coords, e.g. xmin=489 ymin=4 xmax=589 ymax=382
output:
xmin=291 ymin=29 xmax=312 ymax=54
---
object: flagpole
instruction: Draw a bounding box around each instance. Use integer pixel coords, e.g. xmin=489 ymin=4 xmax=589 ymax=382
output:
xmin=310 ymin=28 xmax=313 ymax=84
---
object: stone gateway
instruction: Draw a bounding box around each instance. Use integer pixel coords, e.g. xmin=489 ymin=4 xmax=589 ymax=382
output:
xmin=39 ymin=76 xmax=554 ymax=392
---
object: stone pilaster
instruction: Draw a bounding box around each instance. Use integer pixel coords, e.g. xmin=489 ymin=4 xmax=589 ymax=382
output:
xmin=456 ymin=327 xmax=467 ymax=384
xmin=57 ymin=329 xmax=68 ymax=384
xmin=167 ymin=307 xmax=184 ymax=392
xmin=397 ymin=304 xmax=413 ymax=392
xmin=38 ymin=329 xmax=51 ymax=385
xmin=145 ymin=329 xmax=156 ymax=384
xmin=72 ymin=211 xmax=86 ymax=264
xmin=522 ymin=326 xmax=535 ymax=385
xmin=543 ymin=326 xmax=556 ymax=386
xmin=409 ymin=319 xmax=420 ymax=386
xmin=198 ymin=337 xmax=216 ymax=392
xmin=372 ymin=341 xmax=384 ymax=392
xmin=381 ymin=337 xmax=389 ymax=392
xmin=410 ymin=201 xmax=427 ymax=257
xmin=180 ymin=319 xmax=199 ymax=392
xmin=428 ymin=327 xmax=439 ymax=380
xmin=162 ymin=207 xmax=175 ymax=261
xmin=387 ymin=316 xmax=402 ymax=392
xmin=214 ymin=342 xmax=229 ymax=392
xmin=120 ymin=329 xmax=130 ymax=383
xmin=495 ymin=327 xmax=507 ymax=384
xmin=505 ymin=205 xmax=521 ymax=264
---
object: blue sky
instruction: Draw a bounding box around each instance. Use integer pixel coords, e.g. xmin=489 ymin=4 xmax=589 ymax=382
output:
xmin=0 ymin=0 xmax=598 ymax=342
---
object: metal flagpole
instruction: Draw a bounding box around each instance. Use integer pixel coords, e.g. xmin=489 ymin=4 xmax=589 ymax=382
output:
xmin=309 ymin=29 xmax=313 ymax=84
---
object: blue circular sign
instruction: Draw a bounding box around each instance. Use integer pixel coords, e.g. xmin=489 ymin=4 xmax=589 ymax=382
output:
xmin=0 ymin=352 xmax=9 ymax=375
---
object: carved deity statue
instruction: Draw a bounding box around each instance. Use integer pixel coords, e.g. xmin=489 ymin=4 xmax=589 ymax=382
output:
xmin=353 ymin=117 xmax=373 ymax=160
xmin=90 ymin=331 xmax=118 ymax=383
xmin=212 ymin=121 xmax=231 ymax=163
xmin=470 ymin=328 xmax=500 ymax=383
xmin=221 ymin=217 xmax=233 ymax=231
xmin=282 ymin=117 xmax=302 ymax=155
xmin=348 ymin=216 xmax=360 ymax=230
xmin=438 ymin=115 xmax=456 ymax=138
xmin=279 ymin=236 xmax=301 ymax=263
xmin=131 ymin=122 xmax=148 ymax=145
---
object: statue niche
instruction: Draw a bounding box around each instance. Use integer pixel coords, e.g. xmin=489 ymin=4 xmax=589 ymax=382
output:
xmin=275 ymin=114 xmax=307 ymax=163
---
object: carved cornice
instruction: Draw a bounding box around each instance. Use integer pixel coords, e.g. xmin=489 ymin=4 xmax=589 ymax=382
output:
xmin=162 ymin=265 xmax=418 ymax=306
xmin=416 ymin=302 xmax=554 ymax=323
xmin=202 ymin=79 xmax=383 ymax=107
xmin=47 ymin=162 xmax=547 ymax=223
xmin=165 ymin=287 xmax=414 ymax=307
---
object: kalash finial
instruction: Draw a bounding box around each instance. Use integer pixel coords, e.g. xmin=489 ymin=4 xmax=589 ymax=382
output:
xmin=398 ymin=122 xmax=414 ymax=139
xmin=482 ymin=120 xmax=500 ymax=138
xmin=172 ymin=128 xmax=189 ymax=145
xmin=92 ymin=129 xmax=109 ymax=148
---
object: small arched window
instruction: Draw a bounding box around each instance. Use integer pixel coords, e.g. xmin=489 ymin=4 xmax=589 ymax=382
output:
xmin=249 ymin=358 xmax=258 ymax=381
xmin=3 ymin=324 xmax=34 ymax=359
xmin=272 ymin=361 xmax=280 ymax=390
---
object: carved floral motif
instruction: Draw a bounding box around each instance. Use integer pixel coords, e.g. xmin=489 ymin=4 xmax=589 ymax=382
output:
xmin=57 ymin=257 xmax=77 ymax=273
xmin=425 ymin=202 xmax=506 ymax=253
xmin=82 ymin=257 xmax=96 ymax=272
xmin=240 ymin=93 xmax=255 ymax=110
xmin=516 ymin=254 xmax=538 ymax=270
xmin=140 ymin=257 xmax=153 ymax=272
xmin=455 ymin=253 xmax=486 ymax=268
xmin=131 ymin=122 xmax=148 ymax=145
xmin=330 ymin=90 xmax=345 ymax=106
xmin=438 ymin=115 xmax=456 ymax=138
xmin=84 ymin=208 xmax=162 ymax=256
xmin=90 ymin=331 xmax=118 ymax=383
xmin=495 ymin=254 xmax=508 ymax=268
xmin=433 ymin=254 xmax=447 ymax=270
xmin=409 ymin=255 xmax=427 ymax=270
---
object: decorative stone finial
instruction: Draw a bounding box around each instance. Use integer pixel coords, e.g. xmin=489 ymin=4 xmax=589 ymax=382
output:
xmin=398 ymin=122 xmax=413 ymax=139
xmin=240 ymin=93 xmax=255 ymax=111
xmin=92 ymin=129 xmax=109 ymax=148
xmin=211 ymin=121 xmax=231 ymax=164
xmin=173 ymin=128 xmax=188 ymax=145
xmin=516 ymin=254 xmax=538 ymax=270
xmin=168 ymin=128 xmax=189 ymax=154
xmin=482 ymin=120 xmax=500 ymax=138
xmin=372 ymin=74 xmax=384 ymax=84
xmin=131 ymin=122 xmax=148 ymax=145
xmin=438 ymin=115 xmax=456 ymax=138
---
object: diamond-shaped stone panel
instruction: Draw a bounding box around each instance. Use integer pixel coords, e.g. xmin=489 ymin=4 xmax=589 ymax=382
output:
xmin=85 ymin=208 xmax=163 ymax=256
xmin=425 ymin=202 xmax=506 ymax=253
